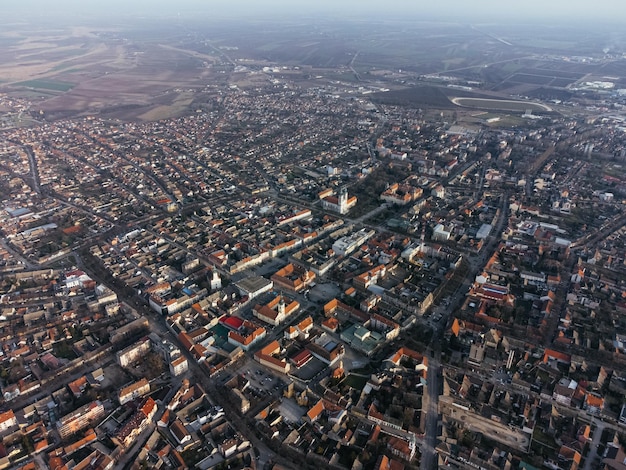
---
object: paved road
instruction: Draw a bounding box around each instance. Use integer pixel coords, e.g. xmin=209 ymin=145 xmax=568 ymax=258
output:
xmin=421 ymin=353 xmax=441 ymax=470
xmin=582 ymin=418 xmax=605 ymax=470
xmin=419 ymin=190 xmax=509 ymax=469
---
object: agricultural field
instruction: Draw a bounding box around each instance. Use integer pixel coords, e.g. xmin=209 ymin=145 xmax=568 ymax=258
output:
xmin=15 ymin=79 xmax=75 ymax=92
xmin=1 ymin=14 xmax=624 ymax=121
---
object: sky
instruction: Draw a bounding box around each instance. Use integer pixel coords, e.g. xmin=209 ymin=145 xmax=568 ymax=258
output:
xmin=4 ymin=0 xmax=626 ymax=24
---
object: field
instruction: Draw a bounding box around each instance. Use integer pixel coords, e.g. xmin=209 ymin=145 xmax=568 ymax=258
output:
xmin=15 ymin=79 xmax=75 ymax=92
xmin=0 ymin=15 xmax=625 ymax=121
xmin=451 ymin=97 xmax=552 ymax=113
xmin=370 ymin=86 xmax=456 ymax=108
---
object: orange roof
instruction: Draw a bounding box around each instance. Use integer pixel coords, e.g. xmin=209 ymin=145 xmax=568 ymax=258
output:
xmin=297 ymin=316 xmax=313 ymax=332
xmin=34 ymin=438 xmax=48 ymax=452
xmin=258 ymin=340 xmax=281 ymax=356
xmin=451 ymin=318 xmax=461 ymax=337
xmin=0 ymin=409 xmax=16 ymax=425
xmin=307 ymin=399 xmax=325 ymax=421
xmin=369 ymin=424 xmax=381 ymax=443
xmin=586 ymin=394 xmax=604 ymax=408
xmin=63 ymin=428 xmax=96 ymax=454
xmin=141 ymin=397 xmax=157 ymax=416
xmin=119 ymin=378 xmax=149 ymax=398
xmin=322 ymin=317 xmax=339 ymax=330
xmin=388 ymin=347 xmax=426 ymax=367
xmin=68 ymin=376 xmax=87 ymax=396
xmin=62 ymin=225 xmax=81 ymax=235
xmin=543 ymin=348 xmax=571 ymax=363
xmin=177 ymin=332 xmax=194 ymax=351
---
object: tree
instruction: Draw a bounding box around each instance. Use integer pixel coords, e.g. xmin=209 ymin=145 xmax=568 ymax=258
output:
xmin=144 ymin=352 xmax=165 ymax=379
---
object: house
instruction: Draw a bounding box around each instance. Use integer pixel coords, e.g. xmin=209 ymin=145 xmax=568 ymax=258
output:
xmin=170 ymin=419 xmax=192 ymax=448
xmin=119 ymin=378 xmax=150 ymax=405
xmin=170 ymin=355 xmax=189 ymax=377
xmin=271 ymin=264 xmax=316 ymax=293
xmin=306 ymin=399 xmax=325 ymax=423
xmin=584 ymin=393 xmax=604 ymax=414
xmin=543 ymin=349 xmax=571 ymax=368
xmin=254 ymin=340 xmax=290 ymax=374
xmin=228 ymin=324 xmax=267 ymax=351
xmin=67 ymin=376 xmax=88 ymax=398
xmin=0 ymin=410 xmax=17 ymax=432
xmin=553 ymin=378 xmax=577 ymax=407
xmin=557 ymin=444 xmax=582 ymax=470
xmin=56 ymin=401 xmax=105 ymax=439
xmin=253 ymin=295 xmax=299 ymax=326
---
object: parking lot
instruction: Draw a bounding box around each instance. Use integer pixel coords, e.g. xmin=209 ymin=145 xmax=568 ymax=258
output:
xmin=308 ymin=282 xmax=341 ymax=304
xmin=237 ymin=359 xmax=286 ymax=395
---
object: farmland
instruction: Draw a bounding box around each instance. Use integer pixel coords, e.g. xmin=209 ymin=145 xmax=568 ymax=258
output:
xmin=0 ymin=14 xmax=624 ymax=122
xmin=15 ymin=79 xmax=75 ymax=92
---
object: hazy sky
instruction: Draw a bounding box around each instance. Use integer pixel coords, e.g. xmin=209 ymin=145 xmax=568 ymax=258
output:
xmin=5 ymin=0 xmax=626 ymax=23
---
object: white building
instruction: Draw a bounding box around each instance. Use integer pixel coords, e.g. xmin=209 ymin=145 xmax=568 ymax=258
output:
xmin=322 ymin=188 xmax=357 ymax=215
xmin=116 ymin=337 xmax=151 ymax=367
xmin=332 ymin=228 xmax=375 ymax=257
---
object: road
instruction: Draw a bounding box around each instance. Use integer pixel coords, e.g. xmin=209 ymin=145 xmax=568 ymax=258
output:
xmin=421 ymin=353 xmax=441 ymax=470
xmin=582 ymin=418 xmax=605 ymax=470
xmin=24 ymin=144 xmax=42 ymax=195
xmin=419 ymin=190 xmax=509 ymax=469
xmin=348 ymin=50 xmax=361 ymax=81
xmin=0 ymin=237 xmax=36 ymax=269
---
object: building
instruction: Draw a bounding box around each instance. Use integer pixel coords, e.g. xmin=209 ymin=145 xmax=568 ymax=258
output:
xmin=116 ymin=336 xmax=151 ymax=367
xmin=57 ymin=401 xmax=105 ymax=439
xmin=119 ymin=378 xmax=151 ymax=405
xmin=307 ymin=332 xmax=345 ymax=364
xmin=431 ymin=184 xmax=445 ymax=198
xmin=228 ymin=320 xmax=267 ymax=351
xmin=72 ymin=450 xmax=114 ymax=470
xmin=170 ymin=419 xmax=192 ymax=448
xmin=253 ymin=294 xmax=299 ymax=326
xmin=432 ymin=223 xmax=451 ymax=242
xmin=353 ymin=265 xmax=387 ymax=290
xmin=322 ymin=188 xmax=357 ymax=214
xmin=235 ymin=276 xmax=273 ymax=300
xmin=368 ymin=313 xmax=400 ymax=341
xmin=169 ymin=355 xmax=189 ymax=377
xmin=113 ymin=397 xmax=157 ymax=448
xmin=149 ymin=333 xmax=181 ymax=362
xmin=603 ymin=444 xmax=626 ymax=470
xmin=0 ymin=410 xmax=17 ymax=432
xmin=332 ymin=228 xmax=375 ymax=257
xmin=380 ymin=183 xmax=422 ymax=206
xmin=271 ymin=263 xmax=315 ymax=293
xmin=254 ymin=340 xmax=290 ymax=374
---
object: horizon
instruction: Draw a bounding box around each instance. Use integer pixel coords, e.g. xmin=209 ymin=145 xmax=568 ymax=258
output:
xmin=3 ymin=0 xmax=626 ymax=25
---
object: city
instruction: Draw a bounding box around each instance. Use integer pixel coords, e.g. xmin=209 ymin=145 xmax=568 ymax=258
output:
xmin=1 ymin=2 xmax=626 ymax=470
